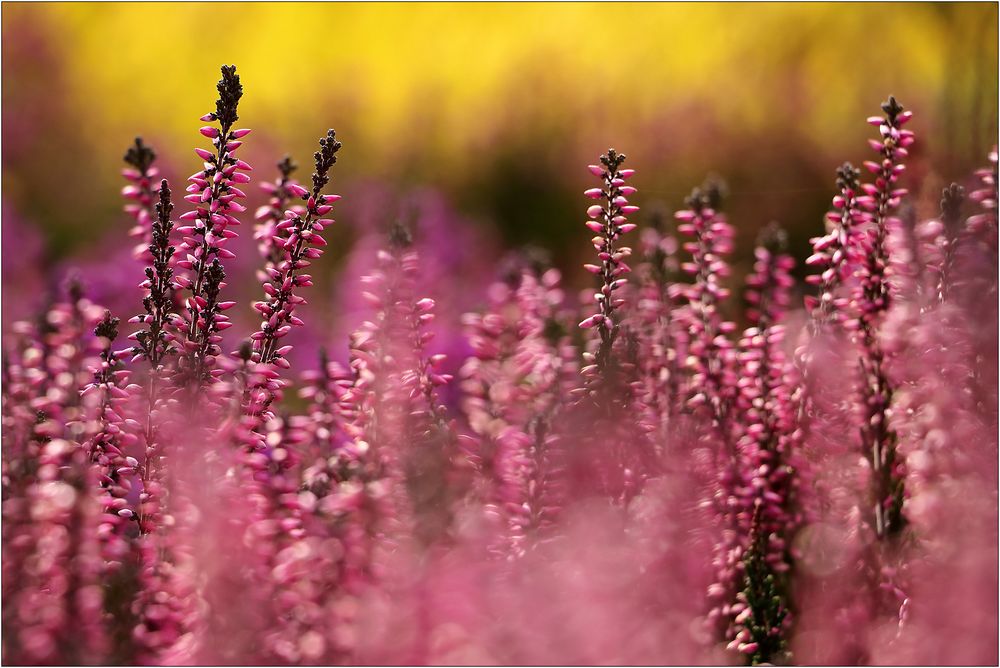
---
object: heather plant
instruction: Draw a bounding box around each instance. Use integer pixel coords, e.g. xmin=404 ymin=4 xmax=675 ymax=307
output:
xmin=1 ymin=65 xmax=997 ymax=667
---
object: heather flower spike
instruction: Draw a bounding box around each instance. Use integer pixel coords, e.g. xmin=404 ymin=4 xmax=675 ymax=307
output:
xmin=248 ymin=129 xmax=341 ymax=394
xmin=853 ymin=96 xmax=913 ymax=541
xmin=805 ymin=163 xmax=865 ymax=327
xmin=461 ymin=258 xmax=575 ymax=556
xmin=130 ymin=180 xmax=178 ymax=534
xmin=81 ymin=311 xmax=141 ymax=554
xmin=174 ymin=65 xmax=250 ymax=395
xmin=579 ymin=149 xmax=638 ymax=387
xmin=674 ymin=180 xmax=736 ymax=430
xmin=726 ymin=223 xmax=801 ymax=664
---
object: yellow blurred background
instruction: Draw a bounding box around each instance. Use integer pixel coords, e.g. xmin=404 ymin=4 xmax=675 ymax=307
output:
xmin=2 ymin=2 xmax=997 ymax=273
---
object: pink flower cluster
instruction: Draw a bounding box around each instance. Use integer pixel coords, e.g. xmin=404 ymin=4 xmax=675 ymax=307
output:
xmin=2 ymin=69 xmax=996 ymax=667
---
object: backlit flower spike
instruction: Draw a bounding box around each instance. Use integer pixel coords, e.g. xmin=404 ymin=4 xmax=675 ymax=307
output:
xmin=942 ymin=148 xmax=999 ymax=318
xmin=579 ymin=149 xmax=638 ymax=381
xmin=80 ymin=311 xmax=142 ymax=562
xmin=804 ymin=163 xmax=867 ymax=327
xmin=122 ymin=136 xmax=161 ymax=260
xmin=173 ymin=65 xmax=250 ymax=396
xmin=131 ymin=181 xmax=179 ymax=371
xmin=235 ymin=412 xmax=331 ymax=664
xmin=129 ymin=181 xmax=179 ymax=536
xmin=852 ymin=96 xmax=913 ymax=542
xmin=249 ymin=129 xmax=342 ymax=376
xmin=744 ymin=223 xmax=795 ymax=331
xmin=254 ymin=155 xmax=306 ymax=282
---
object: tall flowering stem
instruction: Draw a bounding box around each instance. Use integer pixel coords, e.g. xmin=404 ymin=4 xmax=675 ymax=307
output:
xmin=81 ymin=312 xmax=137 ymax=534
xmin=346 ymin=224 xmax=456 ymax=549
xmin=805 ymin=163 xmax=866 ymax=329
xmin=579 ymin=149 xmax=638 ymax=391
xmin=727 ymin=225 xmax=800 ymax=664
xmin=634 ymin=212 xmax=685 ymax=442
xmin=250 ymin=130 xmax=341 ymax=373
xmin=129 ymin=181 xmax=178 ymax=535
xmin=122 ymin=137 xmax=160 ymax=260
xmin=673 ymin=184 xmax=744 ymax=642
xmin=174 ymin=65 xmax=250 ymax=394
xmin=853 ymin=96 xmax=914 ymax=541
xmin=461 ymin=264 xmax=574 ymax=557
xmin=575 ymin=151 xmax=654 ymax=503
xmin=675 ymin=184 xmax=736 ymax=440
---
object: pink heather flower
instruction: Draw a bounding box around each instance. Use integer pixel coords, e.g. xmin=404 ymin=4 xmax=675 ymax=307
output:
xmin=122 ymin=137 xmax=160 ymax=260
xmin=804 ymin=163 xmax=868 ymax=328
xmin=792 ymin=99 xmax=917 ymax=662
xmin=460 ymin=261 xmax=577 ymax=558
xmin=344 ymin=223 xmax=459 ymax=549
xmin=126 ymin=181 xmax=178 ymax=535
xmin=850 ymin=97 xmax=912 ymax=542
xmin=578 ymin=149 xmax=639 ymax=388
xmin=571 ymin=151 xmax=656 ymax=505
xmin=674 ymin=182 xmax=737 ymax=424
xmin=173 ymin=65 xmax=249 ymax=396
xmin=912 ymin=184 xmax=966 ymax=306
xmin=671 ymin=182 xmax=747 ymax=640
xmin=247 ymin=130 xmax=342 ymax=391
xmin=722 ymin=225 xmax=802 ymax=663
xmin=633 ymin=208 xmax=686 ymax=445
xmin=79 ymin=312 xmax=142 ymax=559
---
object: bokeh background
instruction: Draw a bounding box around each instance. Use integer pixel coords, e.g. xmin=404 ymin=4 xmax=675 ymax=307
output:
xmin=3 ymin=2 xmax=997 ymax=351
